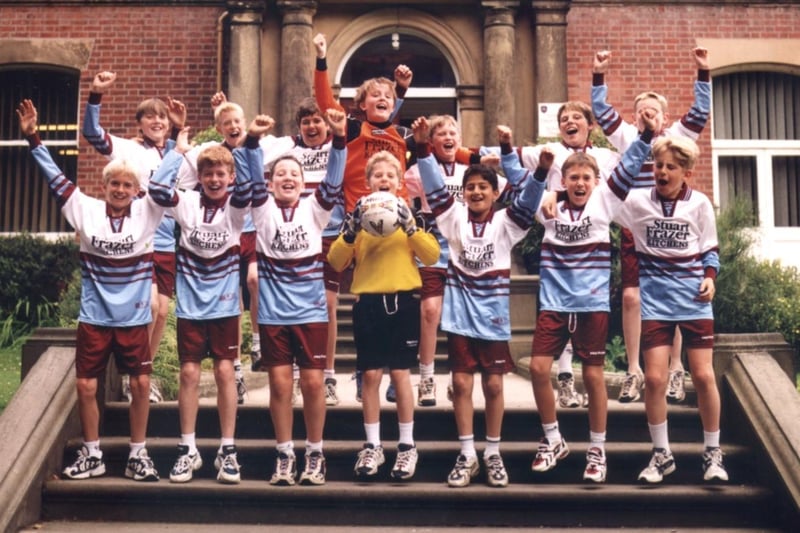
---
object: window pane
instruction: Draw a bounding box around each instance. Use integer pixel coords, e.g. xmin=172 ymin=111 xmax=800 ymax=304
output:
xmin=0 ymin=66 xmax=78 ymax=232
xmin=341 ymin=34 xmax=456 ymax=88
xmin=718 ymin=156 xmax=758 ymax=219
xmin=772 ymin=156 xmax=800 ymax=227
xmin=713 ymin=72 xmax=800 ymax=140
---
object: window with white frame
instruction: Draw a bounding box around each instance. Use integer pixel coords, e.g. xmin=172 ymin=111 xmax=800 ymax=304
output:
xmin=713 ymin=71 xmax=800 ymax=231
xmin=0 ymin=66 xmax=79 ymax=233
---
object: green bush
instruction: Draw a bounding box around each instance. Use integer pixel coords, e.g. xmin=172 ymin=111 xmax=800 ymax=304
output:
xmin=0 ymin=234 xmax=79 ymax=346
xmin=191 ymin=125 xmax=223 ymax=145
xmin=714 ymin=200 xmax=800 ymax=358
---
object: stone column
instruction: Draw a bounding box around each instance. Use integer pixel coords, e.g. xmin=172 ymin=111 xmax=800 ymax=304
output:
xmin=482 ymin=2 xmax=518 ymax=144
xmin=531 ymin=1 xmax=571 ymax=111
xmin=227 ymin=0 xmax=264 ymax=121
xmin=276 ymin=1 xmax=317 ymax=136
xmin=457 ymin=85 xmax=485 ymax=149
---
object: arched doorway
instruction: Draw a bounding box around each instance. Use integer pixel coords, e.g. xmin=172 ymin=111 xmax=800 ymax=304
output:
xmin=337 ymin=33 xmax=457 ymax=127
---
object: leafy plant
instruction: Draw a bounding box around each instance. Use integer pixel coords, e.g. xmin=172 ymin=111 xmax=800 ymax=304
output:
xmin=191 ymin=125 xmax=223 ymax=145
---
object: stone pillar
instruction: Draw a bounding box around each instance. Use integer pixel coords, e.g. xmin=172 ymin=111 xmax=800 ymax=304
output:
xmin=276 ymin=1 xmax=317 ymax=136
xmin=482 ymin=2 xmax=518 ymax=144
xmin=457 ymin=84 xmax=485 ymax=149
xmin=531 ymin=1 xmax=571 ymax=119
xmin=227 ymin=1 xmax=264 ymax=121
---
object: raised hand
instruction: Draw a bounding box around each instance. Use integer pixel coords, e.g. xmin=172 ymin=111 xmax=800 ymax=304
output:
xmin=167 ymin=97 xmax=187 ymax=129
xmin=538 ymin=147 xmax=555 ymax=171
xmin=210 ymin=91 xmax=227 ymax=111
xmin=175 ymin=126 xmax=192 ymax=154
xmin=247 ymin=115 xmax=275 ymax=138
xmin=639 ymin=107 xmax=658 ymax=133
xmin=593 ymin=50 xmax=611 ymax=74
xmin=16 ymin=99 xmax=38 ymax=136
xmin=411 ymin=116 xmax=430 ymax=145
xmin=324 ymin=108 xmax=346 ymax=138
xmin=341 ymin=202 xmax=362 ymax=243
xmin=394 ymin=64 xmax=413 ymax=90
xmin=91 ymin=71 xmax=117 ymax=94
xmin=693 ymin=46 xmax=709 ymax=70
xmin=313 ymin=33 xmax=327 ymax=59
xmin=480 ymin=153 xmax=501 ymax=167
xmin=497 ymin=125 xmax=513 ymax=145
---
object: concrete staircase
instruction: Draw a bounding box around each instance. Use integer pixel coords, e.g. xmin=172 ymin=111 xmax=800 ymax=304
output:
xmin=35 ymin=295 xmax=790 ymax=530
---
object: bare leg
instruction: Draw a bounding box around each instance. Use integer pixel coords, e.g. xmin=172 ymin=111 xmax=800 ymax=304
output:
xmin=178 ymin=362 xmax=201 ymax=435
xmin=452 ymin=371 xmax=475 ymax=437
xmin=301 ymin=367 xmax=326 ymax=443
xmin=269 ymin=364 xmax=294 ymax=443
xmin=215 ymin=359 xmax=238 ymax=439
xmin=128 ymin=374 xmax=151 ymax=443
xmin=76 ymin=377 xmax=100 ymax=442
xmin=530 ymin=354 xmax=557 ymax=425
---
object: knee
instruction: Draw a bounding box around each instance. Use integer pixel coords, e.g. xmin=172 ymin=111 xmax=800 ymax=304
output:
xmin=483 ymin=378 xmax=503 ymax=399
xmin=452 ymin=373 xmax=471 ymax=395
xmin=529 ymin=357 xmax=552 ymax=382
xmin=622 ymin=288 xmax=640 ymax=309
xmin=690 ymin=366 xmax=717 ymax=393
xmin=76 ymin=378 xmax=97 ymax=398
xmin=420 ymin=302 xmax=441 ymax=326
xmin=644 ymin=371 xmax=667 ymax=392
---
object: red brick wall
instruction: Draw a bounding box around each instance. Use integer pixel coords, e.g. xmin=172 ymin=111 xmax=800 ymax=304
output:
xmin=1 ymin=5 xmax=222 ymax=197
xmin=566 ymin=3 xmax=800 ymax=198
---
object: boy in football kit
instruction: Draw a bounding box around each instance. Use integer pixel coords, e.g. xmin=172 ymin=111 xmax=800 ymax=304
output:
xmin=615 ymin=136 xmax=728 ymax=484
xmin=238 ymin=108 xmax=346 ymax=486
xmin=473 ymin=101 xmax=622 ymax=409
xmin=412 ymin=117 xmax=546 ymax=488
xmin=327 ymin=151 xmax=440 ymax=481
xmin=82 ymin=71 xmax=187 ymax=404
xmin=592 ymin=47 xmax=711 ymax=404
xmin=404 ymin=115 xmax=511 ymax=408
xmin=177 ymin=94 xmax=252 ymax=404
xmin=148 ymin=129 xmax=252 ymax=485
xmin=259 ymin=97 xmax=346 ymax=407
xmin=502 ymin=116 xmax=656 ymax=483
xmin=18 ymin=99 xmax=163 ymax=482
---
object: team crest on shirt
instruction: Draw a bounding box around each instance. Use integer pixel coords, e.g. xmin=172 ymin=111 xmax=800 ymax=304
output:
xmin=299 ymin=149 xmax=329 ymax=174
xmin=91 ymin=234 xmax=135 ymax=256
xmin=646 ymin=220 xmax=690 ymax=249
xmin=271 ymin=222 xmax=310 ymax=253
xmin=554 ymin=217 xmax=593 ymax=243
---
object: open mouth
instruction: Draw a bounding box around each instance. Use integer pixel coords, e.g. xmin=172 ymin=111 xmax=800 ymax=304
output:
xmin=565 ymin=126 xmax=578 ymax=135
xmin=657 ymin=178 xmax=669 ymax=186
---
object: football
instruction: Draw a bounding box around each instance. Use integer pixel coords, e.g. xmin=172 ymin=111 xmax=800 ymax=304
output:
xmin=359 ymin=191 xmax=401 ymax=237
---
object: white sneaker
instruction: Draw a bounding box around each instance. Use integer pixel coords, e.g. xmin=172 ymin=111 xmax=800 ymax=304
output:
xmin=447 ymin=454 xmax=479 ymax=488
xmin=702 ymin=447 xmax=729 ymax=482
xmin=531 ymin=437 xmax=569 ymax=472
xmin=583 ymin=447 xmax=607 ymax=483
xmin=390 ymin=444 xmax=418 ymax=481
xmin=638 ymin=448 xmax=676 ymax=483
xmin=148 ymin=380 xmax=163 ymax=403
xmin=169 ymin=445 xmax=202 ymax=483
xmin=557 ymin=372 xmax=582 ymax=408
xmin=666 ymin=369 xmax=686 ymax=403
xmin=417 ymin=376 xmax=436 ymax=407
xmin=291 ymin=377 xmax=301 ymax=406
xmin=299 ymin=451 xmax=327 ymax=485
xmin=62 ymin=445 xmax=105 ymax=480
xmin=125 ymin=448 xmax=159 ymax=482
xmin=618 ymin=370 xmax=644 ymax=403
xmin=484 ymin=454 xmax=509 ymax=487
xmin=216 ymin=445 xmax=241 ymax=484
xmin=324 ymin=377 xmax=340 ymax=406
xmin=354 ymin=443 xmax=385 ymax=477
xmin=234 ymin=361 xmax=247 ymax=405
xmin=270 ymin=451 xmax=297 ymax=486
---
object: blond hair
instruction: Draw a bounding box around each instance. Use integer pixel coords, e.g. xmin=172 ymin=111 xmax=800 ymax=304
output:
xmin=102 ymin=159 xmax=141 ymax=189
xmin=561 ymin=152 xmax=600 ymax=179
xmin=633 ymin=91 xmax=668 ymax=113
xmin=652 ymin=136 xmax=699 ymax=170
xmin=427 ymin=114 xmax=459 ymax=138
xmin=197 ymin=144 xmax=235 ymax=175
xmin=213 ymin=102 xmax=245 ymax=125
xmin=365 ymin=150 xmax=402 ymax=181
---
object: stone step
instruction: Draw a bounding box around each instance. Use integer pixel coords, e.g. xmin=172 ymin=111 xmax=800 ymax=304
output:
xmin=40 ymin=475 xmax=778 ymax=529
xmin=65 ymin=438 xmax=758 ymax=485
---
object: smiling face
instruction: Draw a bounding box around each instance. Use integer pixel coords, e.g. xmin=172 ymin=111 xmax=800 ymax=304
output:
xmin=215 ymin=106 xmax=246 ymax=148
xmin=653 ymin=151 xmax=692 ymax=200
xmin=135 ymin=98 xmax=170 ymax=146
xmin=462 ymin=168 xmax=500 ymax=221
xmin=299 ymin=113 xmax=329 ymax=147
xmin=430 ymin=118 xmax=461 ymax=163
xmin=562 ymin=163 xmax=599 ymax=208
xmin=196 ymin=145 xmax=235 ymax=201
xmin=558 ymin=105 xmax=592 ymax=148
xmin=357 ymin=79 xmax=396 ymax=123
xmin=269 ymin=157 xmax=304 ymax=205
xmin=103 ymin=171 xmax=139 ymax=215
xmin=366 ymin=152 xmax=402 ymax=196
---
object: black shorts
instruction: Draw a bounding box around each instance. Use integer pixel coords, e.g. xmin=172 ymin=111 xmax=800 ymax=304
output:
xmin=352 ymin=291 xmax=420 ymax=371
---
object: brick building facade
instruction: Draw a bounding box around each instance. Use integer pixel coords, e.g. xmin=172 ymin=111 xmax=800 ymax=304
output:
xmin=1 ymin=0 xmax=798 ymax=263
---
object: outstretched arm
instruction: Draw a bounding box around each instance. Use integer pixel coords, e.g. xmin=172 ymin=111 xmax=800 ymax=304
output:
xmin=313 ymin=33 xmax=345 ymax=115
xmin=82 ymin=71 xmax=117 ymax=154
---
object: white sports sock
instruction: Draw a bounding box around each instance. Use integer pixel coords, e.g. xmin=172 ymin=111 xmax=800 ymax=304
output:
xmin=84 ymin=440 xmax=101 ymax=457
xmin=324 ymin=368 xmax=335 ymax=379
xmin=703 ymin=430 xmax=720 ymax=449
xmin=180 ymin=433 xmax=197 ymax=455
xmin=129 ymin=441 xmax=145 ymax=458
xmin=419 ymin=362 xmax=434 ymax=380
xmin=364 ymin=422 xmax=381 ymax=447
xmin=459 ymin=434 xmax=476 ymax=458
xmin=543 ymin=422 xmax=562 ymax=443
xmin=305 ymin=440 xmax=323 ymax=454
xmin=276 ymin=440 xmax=295 ymax=456
xmin=251 ymin=333 xmax=260 ymax=351
xmin=558 ymin=342 xmax=574 ymax=374
xmin=589 ymin=431 xmax=606 ymax=452
xmin=484 ymin=436 xmax=501 ymax=459
xmin=648 ymin=421 xmax=670 ymax=454
xmin=398 ymin=421 xmax=414 ymax=447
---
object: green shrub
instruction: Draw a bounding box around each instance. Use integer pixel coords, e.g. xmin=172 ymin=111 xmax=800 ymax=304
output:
xmin=0 ymin=234 xmax=79 ymax=346
xmin=191 ymin=125 xmax=223 ymax=145
xmin=715 ymin=200 xmax=800 ymax=359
